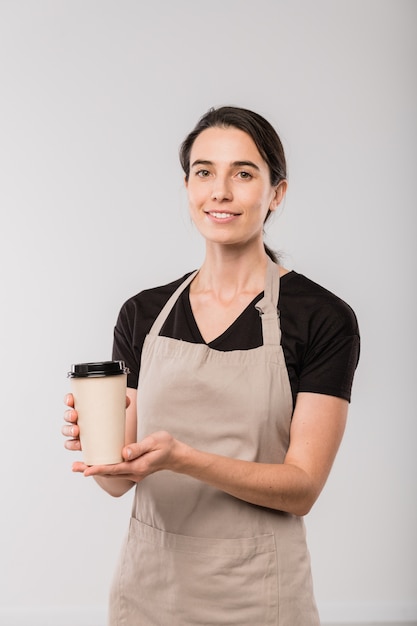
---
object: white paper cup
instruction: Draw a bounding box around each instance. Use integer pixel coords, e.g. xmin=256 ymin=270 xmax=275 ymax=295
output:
xmin=68 ymin=361 xmax=129 ymax=465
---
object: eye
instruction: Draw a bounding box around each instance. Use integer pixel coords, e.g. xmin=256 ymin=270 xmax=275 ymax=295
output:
xmin=237 ymin=171 xmax=252 ymax=180
xmin=196 ymin=169 xmax=210 ymax=178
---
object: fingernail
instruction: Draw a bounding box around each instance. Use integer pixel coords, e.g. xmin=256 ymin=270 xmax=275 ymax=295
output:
xmin=126 ymin=448 xmax=132 ymax=459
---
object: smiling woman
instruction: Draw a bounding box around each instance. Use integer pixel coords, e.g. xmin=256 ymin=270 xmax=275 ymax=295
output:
xmin=180 ymin=106 xmax=288 ymax=262
xmin=63 ymin=106 xmax=360 ymax=626
xmin=185 ymin=126 xmax=287 ymax=251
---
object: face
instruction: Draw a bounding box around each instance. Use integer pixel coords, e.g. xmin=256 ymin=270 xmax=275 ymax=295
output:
xmin=185 ymin=127 xmax=286 ymax=250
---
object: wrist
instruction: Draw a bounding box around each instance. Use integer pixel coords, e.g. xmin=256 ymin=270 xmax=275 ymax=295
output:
xmin=171 ymin=439 xmax=195 ymax=474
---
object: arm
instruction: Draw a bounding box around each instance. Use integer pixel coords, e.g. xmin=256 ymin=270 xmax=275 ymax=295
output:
xmin=178 ymin=392 xmax=347 ymax=516
xmin=81 ymin=392 xmax=348 ymax=516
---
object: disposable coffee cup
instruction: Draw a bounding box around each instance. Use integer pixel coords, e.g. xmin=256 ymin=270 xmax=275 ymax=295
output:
xmin=68 ymin=361 xmax=129 ymax=465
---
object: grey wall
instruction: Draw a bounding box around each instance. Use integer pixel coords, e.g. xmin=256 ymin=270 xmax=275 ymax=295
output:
xmin=0 ymin=1 xmax=416 ymax=624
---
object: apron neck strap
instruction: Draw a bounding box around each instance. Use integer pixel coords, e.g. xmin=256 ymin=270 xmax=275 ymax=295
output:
xmin=255 ymin=257 xmax=282 ymax=346
xmin=149 ymin=270 xmax=199 ymax=336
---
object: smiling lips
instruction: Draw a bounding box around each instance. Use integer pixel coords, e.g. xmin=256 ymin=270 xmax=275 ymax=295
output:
xmin=207 ymin=211 xmax=239 ymax=220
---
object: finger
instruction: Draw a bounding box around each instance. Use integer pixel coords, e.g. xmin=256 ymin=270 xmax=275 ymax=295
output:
xmin=64 ymin=409 xmax=78 ymax=424
xmin=62 ymin=423 xmax=79 ymax=437
xmin=82 ymin=461 xmax=130 ymax=477
xmin=65 ymin=438 xmax=82 ymax=451
xmin=123 ymin=435 xmax=156 ymax=461
xmin=72 ymin=461 xmax=88 ymax=472
xmin=65 ymin=393 xmax=75 ymax=408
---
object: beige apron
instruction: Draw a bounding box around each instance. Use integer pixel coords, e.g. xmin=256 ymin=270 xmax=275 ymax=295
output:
xmin=109 ymin=258 xmax=319 ymax=625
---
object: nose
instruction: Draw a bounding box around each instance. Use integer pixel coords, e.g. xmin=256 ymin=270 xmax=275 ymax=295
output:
xmin=211 ymin=176 xmax=233 ymax=202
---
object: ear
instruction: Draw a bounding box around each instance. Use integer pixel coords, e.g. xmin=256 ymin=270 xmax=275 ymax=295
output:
xmin=184 ymin=175 xmax=189 ymax=189
xmin=269 ymin=180 xmax=288 ymax=212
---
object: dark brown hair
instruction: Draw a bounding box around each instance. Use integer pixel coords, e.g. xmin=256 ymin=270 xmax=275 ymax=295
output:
xmin=179 ymin=106 xmax=287 ymax=262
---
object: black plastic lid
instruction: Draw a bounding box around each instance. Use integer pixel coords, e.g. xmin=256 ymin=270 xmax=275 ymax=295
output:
xmin=68 ymin=360 xmax=129 ymax=378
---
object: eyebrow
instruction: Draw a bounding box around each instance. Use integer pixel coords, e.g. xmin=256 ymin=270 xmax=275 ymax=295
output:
xmin=191 ymin=159 xmax=261 ymax=171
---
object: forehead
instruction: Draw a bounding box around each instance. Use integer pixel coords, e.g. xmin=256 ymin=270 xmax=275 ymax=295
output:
xmin=190 ymin=126 xmax=264 ymax=163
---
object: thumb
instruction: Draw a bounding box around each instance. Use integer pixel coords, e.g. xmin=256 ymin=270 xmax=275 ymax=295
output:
xmin=122 ymin=434 xmax=157 ymax=461
xmin=122 ymin=445 xmax=135 ymax=461
xmin=122 ymin=442 xmax=147 ymax=461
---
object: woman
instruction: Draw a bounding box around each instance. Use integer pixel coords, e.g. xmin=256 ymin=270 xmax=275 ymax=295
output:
xmin=63 ymin=106 xmax=360 ymax=625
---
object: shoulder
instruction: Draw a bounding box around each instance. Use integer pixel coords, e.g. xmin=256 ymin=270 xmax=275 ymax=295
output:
xmin=279 ymin=271 xmax=360 ymax=401
xmin=116 ymin=271 xmax=196 ymax=328
xmin=279 ymin=271 xmax=359 ymax=338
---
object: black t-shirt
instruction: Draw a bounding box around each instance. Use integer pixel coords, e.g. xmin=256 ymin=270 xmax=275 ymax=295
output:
xmin=112 ymin=270 xmax=360 ymax=408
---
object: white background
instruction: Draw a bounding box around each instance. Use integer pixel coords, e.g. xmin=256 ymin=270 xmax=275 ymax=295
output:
xmin=0 ymin=1 xmax=416 ymax=624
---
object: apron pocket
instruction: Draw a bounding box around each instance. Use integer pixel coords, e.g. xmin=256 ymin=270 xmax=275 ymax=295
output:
xmin=112 ymin=517 xmax=278 ymax=626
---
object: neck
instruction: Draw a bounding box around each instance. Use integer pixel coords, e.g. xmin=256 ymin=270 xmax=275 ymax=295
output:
xmin=193 ymin=243 xmax=270 ymax=298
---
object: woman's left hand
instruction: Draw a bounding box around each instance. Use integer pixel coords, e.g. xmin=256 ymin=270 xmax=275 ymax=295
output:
xmin=72 ymin=430 xmax=185 ymax=481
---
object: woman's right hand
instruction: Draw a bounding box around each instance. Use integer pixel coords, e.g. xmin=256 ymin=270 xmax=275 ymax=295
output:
xmin=62 ymin=393 xmax=82 ymax=451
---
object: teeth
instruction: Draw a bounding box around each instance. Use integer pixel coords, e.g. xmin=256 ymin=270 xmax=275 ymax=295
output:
xmin=210 ymin=212 xmax=234 ymax=219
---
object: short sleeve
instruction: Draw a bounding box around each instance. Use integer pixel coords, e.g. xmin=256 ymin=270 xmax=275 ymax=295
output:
xmin=297 ymin=300 xmax=360 ymax=402
xmin=112 ymin=299 xmax=142 ymax=389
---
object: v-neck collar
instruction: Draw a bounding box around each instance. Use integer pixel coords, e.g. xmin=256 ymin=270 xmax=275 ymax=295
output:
xmin=182 ymin=285 xmax=264 ymax=347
